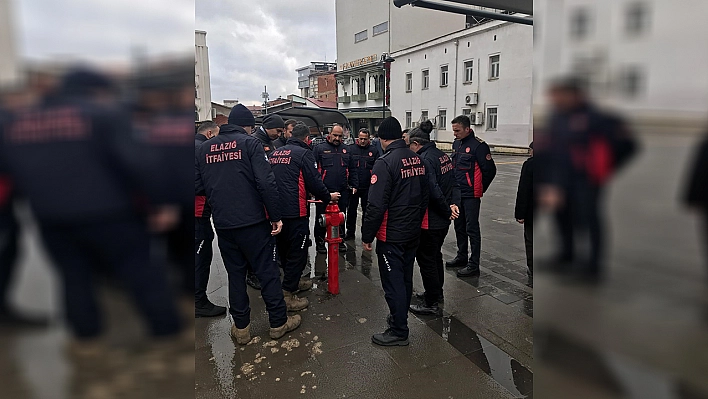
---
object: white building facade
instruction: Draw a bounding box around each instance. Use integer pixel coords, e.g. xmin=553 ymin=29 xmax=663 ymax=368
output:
xmin=195 ymin=30 xmax=213 ymax=122
xmin=0 ymin=0 xmax=18 ymax=88
xmin=390 ymin=20 xmax=533 ymax=147
xmin=534 ymin=0 xmax=708 ymax=129
xmin=335 ymin=0 xmax=467 ymax=133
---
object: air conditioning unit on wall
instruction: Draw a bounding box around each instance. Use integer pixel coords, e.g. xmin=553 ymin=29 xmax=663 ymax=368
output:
xmin=465 ymin=92 xmax=478 ymax=105
xmin=473 ymin=111 xmax=484 ymax=125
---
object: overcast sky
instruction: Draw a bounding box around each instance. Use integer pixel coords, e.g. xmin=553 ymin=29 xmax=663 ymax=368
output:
xmin=196 ymin=0 xmax=337 ymax=106
xmin=10 ymin=0 xmax=193 ymax=65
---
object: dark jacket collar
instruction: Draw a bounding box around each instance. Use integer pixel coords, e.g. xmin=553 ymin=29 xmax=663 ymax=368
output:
xmin=218 ymin=124 xmax=248 ymax=135
xmin=195 ymin=133 xmax=208 ymax=143
xmin=460 ymin=133 xmax=476 ymax=145
xmin=384 ymin=139 xmax=407 ymax=153
xmin=417 ymin=142 xmax=437 ymax=155
xmin=253 ymin=126 xmax=272 ymax=145
xmin=285 ymin=137 xmax=311 ymax=149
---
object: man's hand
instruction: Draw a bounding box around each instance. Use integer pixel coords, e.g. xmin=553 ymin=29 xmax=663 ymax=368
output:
xmin=363 ymin=242 xmax=372 ymax=251
xmin=517 ymin=219 xmax=525 ymax=224
xmin=539 ymin=185 xmax=565 ymax=211
xmin=271 ymin=220 xmax=283 ymax=236
xmin=330 ymin=191 xmax=341 ymax=202
xmin=352 ymin=188 xmax=358 ymax=195
xmin=450 ymin=204 xmax=460 ymax=220
xmin=148 ymin=205 xmax=181 ymax=233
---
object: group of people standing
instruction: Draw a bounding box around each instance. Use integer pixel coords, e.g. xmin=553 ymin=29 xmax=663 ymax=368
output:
xmin=195 ymin=103 xmax=510 ymax=346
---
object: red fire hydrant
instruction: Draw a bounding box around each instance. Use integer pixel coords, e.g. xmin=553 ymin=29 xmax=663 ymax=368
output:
xmin=318 ymin=202 xmax=345 ymax=294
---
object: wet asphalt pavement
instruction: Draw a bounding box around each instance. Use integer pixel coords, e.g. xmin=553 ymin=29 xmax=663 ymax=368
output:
xmin=195 ymin=155 xmax=533 ymax=399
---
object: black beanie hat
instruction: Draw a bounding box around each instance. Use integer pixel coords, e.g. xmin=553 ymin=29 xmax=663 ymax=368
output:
xmin=228 ymin=104 xmax=256 ymax=127
xmin=378 ymin=117 xmax=403 ymax=140
xmin=262 ymin=114 xmax=285 ymax=129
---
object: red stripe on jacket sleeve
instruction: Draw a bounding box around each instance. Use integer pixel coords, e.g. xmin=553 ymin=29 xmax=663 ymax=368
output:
xmin=0 ymin=176 xmax=12 ymax=209
xmin=376 ymin=210 xmax=389 ymax=242
xmin=195 ymin=196 xmax=206 ymax=217
xmin=299 ymin=170 xmax=307 ymax=217
xmin=421 ymin=209 xmax=429 ymax=230
xmin=473 ymin=164 xmax=483 ymax=198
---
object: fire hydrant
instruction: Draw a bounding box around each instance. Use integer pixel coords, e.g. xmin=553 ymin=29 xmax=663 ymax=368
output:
xmin=318 ymin=202 xmax=345 ymax=294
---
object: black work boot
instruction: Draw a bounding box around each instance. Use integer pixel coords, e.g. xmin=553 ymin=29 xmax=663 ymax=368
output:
xmin=195 ymin=301 xmax=227 ymax=318
xmin=445 ymin=256 xmax=467 ymax=268
xmin=409 ymin=303 xmax=441 ymax=316
xmin=316 ymin=240 xmax=326 ymax=254
xmin=456 ymin=264 xmax=480 ymax=277
xmin=371 ymin=329 xmax=409 ymax=346
xmin=245 ymin=272 xmax=262 ymax=290
xmin=414 ymin=292 xmax=444 ymax=303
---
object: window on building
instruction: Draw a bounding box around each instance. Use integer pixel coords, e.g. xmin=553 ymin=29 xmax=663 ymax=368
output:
xmin=464 ymin=60 xmax=474 ymax=83
xmin=422 ymin=69 xmax=430 ymax=90
xmin=487 ymin=107 xmax=498 ymax=130
xmin=462 ymin=108 xmax=472 ymax=119
xmin=405 ymin=112 xmax=412 ymax=129
xmin=619 ymin=66 xmax=644 ymax=98
xmin=405 ymin=72 xmax=413 ymax=92
xmin=626 ymin=2 xmax=650 ymax=35
xmin=440 ymin=65 xmax=449 ymax=87
xmin=355 ymin=30 xmax=368 ymax=43
xmin=489 ymin=55 xmax=500 ymax=80
xmin=421 ymin=110 xmax=428 ymax=122
xmin=570 ymin=7 xmax=590 ymax=40
xmin=380 ymin=74 xmax=385 ymax=92
xmin=373 ymin=21 xmax=389 ymax=36
xmin=438 ymin=110 xmax=447 ymax=130
xmin=358 ymin=77 xmax=366 ymax=95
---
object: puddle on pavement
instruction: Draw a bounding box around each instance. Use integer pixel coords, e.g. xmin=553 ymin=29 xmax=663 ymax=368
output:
xmin=537 ymin=328 xmax=708 ymax=399
xmin=424 ymin=314 xmax=533 ymax=398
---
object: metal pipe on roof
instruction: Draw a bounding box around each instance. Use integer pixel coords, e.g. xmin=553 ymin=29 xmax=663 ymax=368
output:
xmin=393 ymin=0 xmax=533 ymax=25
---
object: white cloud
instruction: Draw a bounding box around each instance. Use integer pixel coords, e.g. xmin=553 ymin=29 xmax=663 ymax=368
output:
xmin=196 ymin=0 xmax=336 ymax=105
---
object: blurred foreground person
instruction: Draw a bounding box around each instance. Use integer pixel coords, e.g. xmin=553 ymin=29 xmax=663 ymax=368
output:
xmin=133 ymin=65 xmax=197 ymax=318
xmin=684 ymin=131 xmax=708 ymax=272
xmin=0 ymin=93 xmax=49 ymax=329
xmin=0 ymin=68 xmax=183 ymax=348
xmin=270 ymin=123 xmax=339 ymax=309
xmin=362 ymin=116 xmax=428 ymax=346
xmin=194 ymin=121 xmax=226 ymax=317
xmin=536 ymin=77 xmax=637 ymax=282
xmin=515 ymin=142 xmax=534 ymax=280
xmin=407 ymin=120 xmax=459 ymax=316
xmin=196 ymin=104 xmax=300 ymax=344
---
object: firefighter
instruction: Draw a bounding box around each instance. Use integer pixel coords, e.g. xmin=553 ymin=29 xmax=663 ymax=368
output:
xmin=345 ymin=128 xmax=378 ymax=240
xmin=406 ymin=121 xmax=460 ymax=315
xmin=269 ymin=123 xmax=341 ymax=309
xmin=313 ymin=124 xmax=357 ymax=253
xmin=194 ymin=121 xmax=227 ymax=317
xmin=362 ymin=117 xmax=429 ymax=346
xmin=196 ymin=104 xmax=301 ymax=344
xmin=536 ymin=77 xmax=636 ymax=281
xmin=445 ymin=115 xmax=497 ymax=278
xmin=0 ymin=68 xmax=183 ymax=345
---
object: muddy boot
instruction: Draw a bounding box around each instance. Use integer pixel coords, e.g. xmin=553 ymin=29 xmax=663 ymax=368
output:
xmin=269 ymin=315 xmax=301 ymax=339
xmin=296 ymin=279 xmax=313 ymax=293
xmin=230 ymin=324 xmax=251 ymax=345
xmin=282 ymin=290 xmax=309 ymax=311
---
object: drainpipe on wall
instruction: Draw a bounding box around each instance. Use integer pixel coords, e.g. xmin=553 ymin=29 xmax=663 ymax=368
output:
xmin=453 ymin=39 xmax=460 ymax=119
